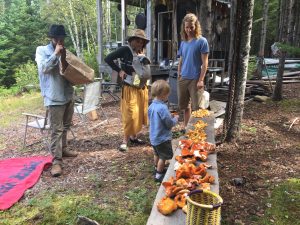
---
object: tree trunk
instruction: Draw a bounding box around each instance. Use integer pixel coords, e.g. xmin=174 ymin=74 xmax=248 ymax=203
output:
xmin=257 ymin=0 xmax=269 ymax=79
xmin=223 ymin=0 xmax=254 ymax=142
xmin=84 ymin=15 xmax=90 ymax=54
xmin=287 ymin=0 xmax=295 ymax=45
xmin=172 ymin=0 xmax=178 ymax=61
xmin=106 ymin=0 xmax=111 ymax=43
xmin=272 ymin=0 xmax=293 ymax=100
xmin=87 ymin=17 xmax=96 ymax=47
xmin=199 ymin=0 xmax=212 ymax=45
xmin=277 ymin=0 xmax=285 ymax=41
xmin=294 ymin=0 xmax=300 ymax=47
xmin=68 ymin=0 xmax=81 ymax=58
xmin=272 ymin=51 xmax=286 ymax=100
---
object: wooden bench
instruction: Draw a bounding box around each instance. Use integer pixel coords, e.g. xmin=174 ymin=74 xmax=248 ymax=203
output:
xmin=147 ymin=115 xmax=219 ymax=225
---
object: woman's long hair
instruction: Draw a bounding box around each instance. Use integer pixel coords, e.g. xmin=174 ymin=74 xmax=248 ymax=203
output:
xmin=180 ymin=13 xmax=202 ymax=41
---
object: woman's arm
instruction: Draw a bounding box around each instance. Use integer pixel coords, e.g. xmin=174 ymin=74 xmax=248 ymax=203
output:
xmin=104 ymin=47 xmax=129 ymax=73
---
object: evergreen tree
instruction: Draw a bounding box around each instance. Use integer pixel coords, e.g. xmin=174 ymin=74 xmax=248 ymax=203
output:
xmin=0 ymin=0 xmax=47 ymax=87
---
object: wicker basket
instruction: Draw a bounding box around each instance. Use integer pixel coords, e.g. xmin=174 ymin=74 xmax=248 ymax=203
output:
xmin=186 ymin=190 xmax=223 ymax=225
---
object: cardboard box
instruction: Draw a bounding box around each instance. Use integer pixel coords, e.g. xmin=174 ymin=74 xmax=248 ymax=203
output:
xmin=61 ymin=50 xmax=94 ymax=85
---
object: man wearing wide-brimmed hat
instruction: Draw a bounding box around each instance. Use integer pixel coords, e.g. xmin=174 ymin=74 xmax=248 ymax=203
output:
xmin=105 ymin=29 xmax=150 ymax=152
xmin=35 ymin=24 xmax=78 ymax=177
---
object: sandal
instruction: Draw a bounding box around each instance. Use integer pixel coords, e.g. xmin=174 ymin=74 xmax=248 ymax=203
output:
xmin=129 ymin=138 xmax=146 ymax=145
xmin=118 ymin=143 xmax=128 ymax=152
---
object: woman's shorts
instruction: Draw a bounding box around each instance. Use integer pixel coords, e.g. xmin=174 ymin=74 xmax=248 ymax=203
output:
xmin=152 ymin=140 xmax=173 ymax=160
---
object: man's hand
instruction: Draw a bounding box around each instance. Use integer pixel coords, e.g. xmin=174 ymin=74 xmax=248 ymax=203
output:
xmin=54 ymin=44 xmax=64 ymax=56
xmin=197 ymin=80 xmax=204 ymax=89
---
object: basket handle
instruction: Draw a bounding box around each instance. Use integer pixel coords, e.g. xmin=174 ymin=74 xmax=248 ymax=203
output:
xmin=187 ymin=189 xmax=223 ymax=209
xmin=188 ymin=189 xmax=203 ymax=196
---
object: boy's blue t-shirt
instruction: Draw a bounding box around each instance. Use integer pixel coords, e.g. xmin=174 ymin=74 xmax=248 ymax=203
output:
xmin=148 ymin=99 xmax=178 ymax=146
xmin=178 ymin=37 xmax=209 ymax=80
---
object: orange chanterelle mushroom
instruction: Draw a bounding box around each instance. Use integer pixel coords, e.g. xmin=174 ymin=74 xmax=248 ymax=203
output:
xmin=157 ymin=197 xmax=178 ymax=215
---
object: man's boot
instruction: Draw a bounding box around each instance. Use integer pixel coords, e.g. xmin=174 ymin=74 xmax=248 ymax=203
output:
xmin=62 ymin=148 xmax=78 ymax=157
xmin=51 ymin=164 xmax=62 ymax=177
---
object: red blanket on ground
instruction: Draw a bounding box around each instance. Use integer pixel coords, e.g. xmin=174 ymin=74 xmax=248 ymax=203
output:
xmin=0 ymin=156 xmax=52 ymax=210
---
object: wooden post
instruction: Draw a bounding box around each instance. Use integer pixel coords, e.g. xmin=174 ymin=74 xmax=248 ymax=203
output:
xmin=172 ymin=0 xmax=178 ymax=62
xmin=146 ymin=0 xmax=153 ymax=60
xmin=121 ymin=0 xmax=126 ymax=45
xmin=96 ymin=0 xmax=103 ymax=79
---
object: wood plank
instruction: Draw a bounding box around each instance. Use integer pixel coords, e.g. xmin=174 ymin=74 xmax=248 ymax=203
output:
xmin=247 ymin=80 xmax=300 ymax=85
xmin=147 ymin=115 xmax=219 ymax=225
xmin=262 ymin=76 xmax=300 ymax=80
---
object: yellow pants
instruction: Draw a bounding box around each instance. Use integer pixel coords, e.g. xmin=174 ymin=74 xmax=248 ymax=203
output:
xmin=121 ymin=85 xmax=149 ymax=136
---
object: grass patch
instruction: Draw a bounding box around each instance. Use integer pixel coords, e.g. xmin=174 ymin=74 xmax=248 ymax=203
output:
xmin=247 ymin=56 xmax=257 ymax=79
xmin=0 ymin=191 xmax=124 ymax=225
xmin=0 ymin=92 xmax=43 ymax=128
xmin=255 ymin=178 xmax=300 ymax=225
xmin=276 ymin=99 xmax=300 ymax=113
xmin=124 ymin=187 xmax=156 ymax=224
xmin=241 ymin=124 xmax=257 ymax=134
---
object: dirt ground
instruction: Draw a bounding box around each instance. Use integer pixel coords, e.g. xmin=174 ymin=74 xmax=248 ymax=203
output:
xmin=0 ymin=84 xmax=299 ymax=224
xmin=217 ymin=83 xmax=300 ymax=224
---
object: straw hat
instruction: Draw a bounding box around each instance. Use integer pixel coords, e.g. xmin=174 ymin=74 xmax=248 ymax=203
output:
xmin=127 ymin=29 xmax=149 ymax=44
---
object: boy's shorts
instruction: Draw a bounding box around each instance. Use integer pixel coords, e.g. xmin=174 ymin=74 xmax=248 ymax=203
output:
xmin=152 ymin=140 xmax=173 ymax=160
xmin=178 ymin=78 xmax=203 ymax=111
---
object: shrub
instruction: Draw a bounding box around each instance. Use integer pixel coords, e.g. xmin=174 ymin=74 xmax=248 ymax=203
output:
xmin=14 ymin=61 xmax=39 ymax=92
xmin=83 ymin=49 xmax=99 ymax=77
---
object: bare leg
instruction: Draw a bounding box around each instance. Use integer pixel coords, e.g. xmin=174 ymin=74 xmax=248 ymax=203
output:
xmin=157 ymin=159 xmax=166 ymax=173
xmin=154 ymin=154 xmax=159 ymax=168
xmin=184 ymin=106 xmax=191 ymax=128
xmin=123 ymin=135 xmax=129 ymax=144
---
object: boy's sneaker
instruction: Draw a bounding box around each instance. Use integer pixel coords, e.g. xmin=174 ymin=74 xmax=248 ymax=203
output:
xmin=154 ymin=170 xmax=166 ymax=183
xmin=153 ymin=167 xmax=168 ymax=175
xmin=154 ymin=173 xmax=165 ymax=183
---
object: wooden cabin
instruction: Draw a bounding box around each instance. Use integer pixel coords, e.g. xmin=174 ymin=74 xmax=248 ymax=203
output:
xmin=98 ymin=0 xmax=231 ymax=83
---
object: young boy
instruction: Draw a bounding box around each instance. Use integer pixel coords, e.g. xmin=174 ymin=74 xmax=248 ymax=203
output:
xmin=148 ymin=80 xmax=179 ymax=182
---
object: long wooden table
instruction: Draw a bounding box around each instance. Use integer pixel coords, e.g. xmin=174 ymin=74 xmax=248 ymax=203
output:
xmin=147 ymin=115 xmax=219 ymax=225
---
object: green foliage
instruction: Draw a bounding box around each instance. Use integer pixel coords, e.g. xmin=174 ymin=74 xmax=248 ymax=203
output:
xmin=256 ymin=179 xmax=300 ymax=225
xmin=0 ymin=86 xmax=20 ymax=97
xmin=1 ymin=192 xmax=123 ymax=225
xmin=277 ymin=43 xmax=300 ymax=56
xmin=0 ymin=0 xmax=48 ymax=87
xmin=241 ymin=124 xmax=257 ymax=134
xmin=0 ymin=92 xmax=43 ymax=128
xmin=277 ymin=98 xmax=300 ymax=113
xmin=83 ymin=49 xmax=99 ymax=76
xmin=14 ymin=61 xmax=39 ymax=92
xmin=125 ymin=188 xmax=153 ymax=214
xmin=247 ymin=56 xmax=257 ymax=79
xmin=251 ymin=0 xmax=280 ymax=56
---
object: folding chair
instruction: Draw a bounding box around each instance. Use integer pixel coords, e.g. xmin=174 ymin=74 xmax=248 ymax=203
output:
xmin=22 ymin=110 xmax=76 ymax=150
xmin=74 ymin=81 xmax=107 ymax=126
xmin=22 ymin=110 xmax=51 ymax=150
xmin=101 ymin=81 xmax=120 ymax=102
